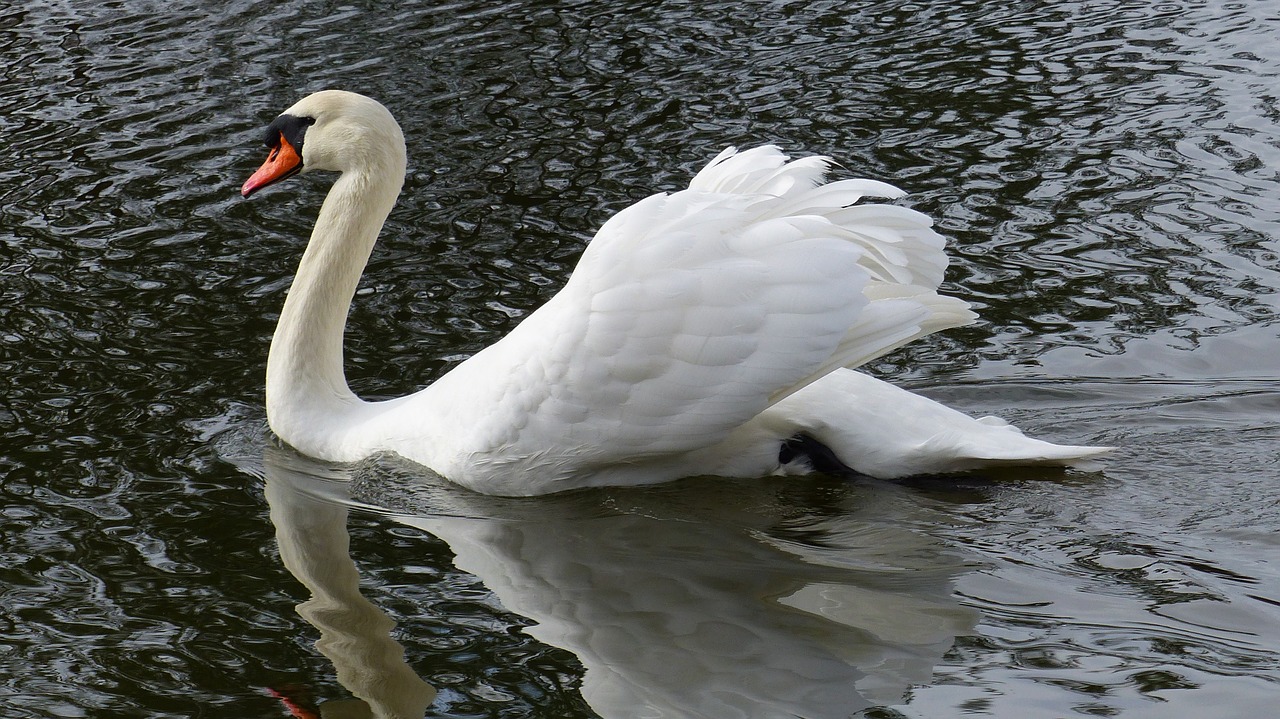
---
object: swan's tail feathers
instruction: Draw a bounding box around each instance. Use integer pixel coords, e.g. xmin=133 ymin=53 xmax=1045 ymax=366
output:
xmin=903 ymin=401 xmax=1115 ymax=475
xmin=775 ymin=371 xmax=1113 ymax=480
xmin=911 ymin=397 xmax=1114 ymax=473
xmin=769 ymin=285 xmax=976 ymax=405
xmin=924 ymin=422 xmax=1113 ymax=462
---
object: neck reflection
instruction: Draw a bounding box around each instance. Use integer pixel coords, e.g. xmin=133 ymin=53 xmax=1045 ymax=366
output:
xmin=266 ymin=450 xmax=436 ymax=719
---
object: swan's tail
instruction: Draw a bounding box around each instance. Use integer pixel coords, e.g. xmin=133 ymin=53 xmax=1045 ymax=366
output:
xmin=774 ymin=370 xmax=1112 ymax=479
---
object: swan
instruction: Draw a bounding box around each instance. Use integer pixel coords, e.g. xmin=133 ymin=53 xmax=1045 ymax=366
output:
xmin=242 ymin=90 xmax=1108 ymax=496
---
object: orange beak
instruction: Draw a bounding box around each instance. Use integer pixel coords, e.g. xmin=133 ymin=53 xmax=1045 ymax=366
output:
xmin=242 ymin=135 xmax=303 ymax=198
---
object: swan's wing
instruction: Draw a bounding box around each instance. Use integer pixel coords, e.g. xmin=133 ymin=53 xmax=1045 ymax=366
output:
xmin=555 ymin=202 xmax=869 ymax=458
xmin=494 ymin=147 xmax=969 ymax=466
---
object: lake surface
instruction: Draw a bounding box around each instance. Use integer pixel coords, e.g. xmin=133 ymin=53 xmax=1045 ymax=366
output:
xmin=3 ymin=1 xmax=1279 ymax=717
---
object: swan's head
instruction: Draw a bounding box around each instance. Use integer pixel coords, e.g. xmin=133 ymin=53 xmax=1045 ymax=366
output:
xmin=241 ymin=90 xmax=405 ymax=198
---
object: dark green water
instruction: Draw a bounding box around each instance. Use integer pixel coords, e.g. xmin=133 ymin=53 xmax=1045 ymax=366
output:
xmin=3 ymin=1 xmax=1279 ymax=717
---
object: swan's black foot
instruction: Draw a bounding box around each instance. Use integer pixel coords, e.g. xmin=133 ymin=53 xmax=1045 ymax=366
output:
xmin=778 ymin=433 xmax=859 ymax=477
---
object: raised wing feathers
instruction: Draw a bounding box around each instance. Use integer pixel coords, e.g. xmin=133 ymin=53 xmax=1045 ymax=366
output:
xmin=491 ymin=146 xmax=969 ymax=467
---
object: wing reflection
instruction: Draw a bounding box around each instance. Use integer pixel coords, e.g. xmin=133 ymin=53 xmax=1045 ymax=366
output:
xmin=265 ymin=447 xmax=978 ymax=718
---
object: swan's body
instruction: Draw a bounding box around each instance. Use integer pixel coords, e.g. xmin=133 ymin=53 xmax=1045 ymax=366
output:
xmin=244 ymin=90 xmax=1107 ymax=496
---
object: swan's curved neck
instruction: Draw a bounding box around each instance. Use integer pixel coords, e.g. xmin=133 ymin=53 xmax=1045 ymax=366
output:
xmin=267 ymin=157 xmax=405 ymax=452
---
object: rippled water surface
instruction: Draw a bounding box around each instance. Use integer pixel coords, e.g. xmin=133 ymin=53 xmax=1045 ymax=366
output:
xmin=3 ymin=1 xmax=1279 ymax=717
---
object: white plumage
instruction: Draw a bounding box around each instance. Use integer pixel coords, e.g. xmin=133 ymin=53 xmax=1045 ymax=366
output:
xmin=243 ymin=90 xmax=1108 ymax=496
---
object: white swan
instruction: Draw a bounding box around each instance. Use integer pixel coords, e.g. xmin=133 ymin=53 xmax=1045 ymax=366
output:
xmin=242 ymin=90 xmax=1108 ymax=496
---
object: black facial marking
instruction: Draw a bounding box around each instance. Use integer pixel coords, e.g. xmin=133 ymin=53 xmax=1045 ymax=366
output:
xmin=779 ymin=433 xmax=858 ymax=476
xmin=262 ymin=113 xmax=316 ymax=152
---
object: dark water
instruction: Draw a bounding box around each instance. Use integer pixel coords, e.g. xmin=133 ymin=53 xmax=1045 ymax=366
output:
xmin=3 ymin=1 xmax=1279 ymax=717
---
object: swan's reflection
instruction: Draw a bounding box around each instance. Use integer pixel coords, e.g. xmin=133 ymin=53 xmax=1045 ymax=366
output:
xmin=265 ymin=446 xmax=978 ymax=718
xmin=266 ymin=454 xmax=437 ymax=719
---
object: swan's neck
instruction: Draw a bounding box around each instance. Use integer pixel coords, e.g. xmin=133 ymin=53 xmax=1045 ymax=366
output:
xmin=267 ymin=162 xmax=404 ymax=454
